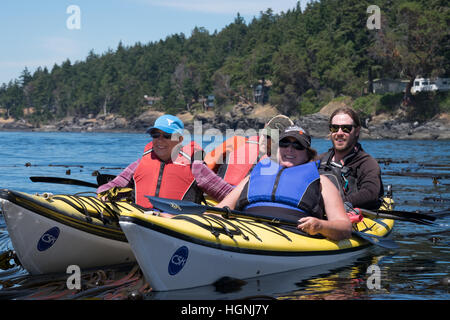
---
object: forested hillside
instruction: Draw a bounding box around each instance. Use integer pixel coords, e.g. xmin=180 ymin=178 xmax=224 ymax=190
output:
xmin=0 ymin=0 xmax=448 ymax=124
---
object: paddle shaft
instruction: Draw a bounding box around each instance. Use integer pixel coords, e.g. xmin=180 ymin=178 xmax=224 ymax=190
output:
xmin=30 ymin=176 xmax=98 ymax=188
xmin=220 ymin=208 xmax=397 ymax=248
xmin=29 ymin=174 xmax=117 ymax=189
xmin=359 ymin=208 xmax=435 ymax=225
xmin=203 ymin=205 xmax=300 ymax=226
xmin=219 ymin=207 xmax=397 ymax=248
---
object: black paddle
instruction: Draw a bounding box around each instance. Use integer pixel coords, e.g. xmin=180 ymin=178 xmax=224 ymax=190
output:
xmin=30 ymin=174 xmax=116 ymax=189
xmin=372 ymin=208 xmax=438 ymax=222
xmin=344 ymin=202 xmax=439 ymax=226
xmin=30 ymin=176 xmax=98 ymax=188
xmin=359 ymin=207 xmax=450 ymax=226
xmin=146 ymin=196 xmax=399 ymax=250
xmin=356 ymin=208 xmax=436 ymax=226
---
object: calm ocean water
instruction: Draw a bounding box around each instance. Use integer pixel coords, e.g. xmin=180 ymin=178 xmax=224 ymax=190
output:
xmin=0 ymin=131 xmax=449 ymax=300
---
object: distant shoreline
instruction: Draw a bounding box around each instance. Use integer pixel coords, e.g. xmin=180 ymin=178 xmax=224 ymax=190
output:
xmin=1 ymin=105 xmax=449 ymax=140
xmin=1 ymin=116 xmax=449 ymax=141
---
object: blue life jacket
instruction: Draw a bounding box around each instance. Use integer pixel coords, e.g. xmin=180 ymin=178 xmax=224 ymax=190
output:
xmin=236 ymin=158 xmax=323 ymax=220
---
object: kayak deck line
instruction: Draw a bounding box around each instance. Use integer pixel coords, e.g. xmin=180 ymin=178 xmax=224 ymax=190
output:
xmin=119 ymin=211 xmax=393 ymax=256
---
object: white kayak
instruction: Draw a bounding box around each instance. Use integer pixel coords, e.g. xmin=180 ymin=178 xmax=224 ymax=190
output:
xmin=0 ymin=189 xmax=137 ymax=274
xmin=119 ymin=205 xmax=394 ymax=291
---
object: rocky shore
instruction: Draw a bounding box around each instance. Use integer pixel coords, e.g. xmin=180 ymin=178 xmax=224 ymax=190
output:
xmin=294 ymin=111 xmax=450 ymax=140
xmin=1 ymin=104 xmax=449 ymax=140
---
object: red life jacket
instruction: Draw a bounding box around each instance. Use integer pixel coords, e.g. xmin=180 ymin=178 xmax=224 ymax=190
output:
xmin=133 ymin=141 xmax=203 ymax=208
xmin=218 ymin=136 xmax=260 ymax=186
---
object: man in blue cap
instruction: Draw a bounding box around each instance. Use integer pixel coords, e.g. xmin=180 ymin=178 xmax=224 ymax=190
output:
xmin=146 ymin=114 xmax=185 ymax=163
xmin=97 ymin=114 xmax=206 ymax=208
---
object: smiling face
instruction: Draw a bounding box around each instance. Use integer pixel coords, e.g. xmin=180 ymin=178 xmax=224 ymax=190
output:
xmin=151 ymin=129 xmax=183 ymax=162
xmin=278 ymin=137 xmax=309 ymax=167
xmin=330 ymin=113 xmax=360 ymax=157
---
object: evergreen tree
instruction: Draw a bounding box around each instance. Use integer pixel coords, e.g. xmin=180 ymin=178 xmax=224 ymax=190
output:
xmin=0 ymin=0 xmax=447 ymax=123
xmin=370 ymin=1 xmax=449 ymax=102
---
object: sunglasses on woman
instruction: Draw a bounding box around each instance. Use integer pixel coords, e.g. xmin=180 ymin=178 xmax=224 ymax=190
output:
xmin=329 ymin=124 xmax=355 ymax=134
xmin=279 ymin=139 xmax=305 ymax=150
xmin=150 ymin=132 xmax=172 ymax=139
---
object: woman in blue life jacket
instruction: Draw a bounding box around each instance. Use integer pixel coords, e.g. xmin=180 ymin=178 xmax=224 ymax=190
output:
xmin=217 ymin=126 xmax=352 ymax=241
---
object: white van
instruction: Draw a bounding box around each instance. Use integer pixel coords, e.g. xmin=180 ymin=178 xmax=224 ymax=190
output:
xmin=411 ymin=77 xmax=450 ymax=93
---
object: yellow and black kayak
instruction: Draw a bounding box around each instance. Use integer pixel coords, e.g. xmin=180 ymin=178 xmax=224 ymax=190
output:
xmin=0 ymin=189 xmax=138 ymax=274
xmin=1 ymin=187 xmax=396 ymax=289
xmin=119 ymin=198 xmax=395 ymax=291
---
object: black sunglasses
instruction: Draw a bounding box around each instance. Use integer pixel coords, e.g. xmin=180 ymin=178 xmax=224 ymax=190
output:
xmin=279 ymin=139 xmax=305 ymax=150
xmin=329 ymin=124 xmax=355 ymax=134
xmin=150 ymin=132 xmax=172 ymax=139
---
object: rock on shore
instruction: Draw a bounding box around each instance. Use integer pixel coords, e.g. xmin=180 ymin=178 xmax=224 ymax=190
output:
xmin=1 ymin=104 xmax=449 ymax=140
xmin=293 ymin=112 xmax=450 ymax=140
xmin=295 ymin=104 xmax=450 ymax=140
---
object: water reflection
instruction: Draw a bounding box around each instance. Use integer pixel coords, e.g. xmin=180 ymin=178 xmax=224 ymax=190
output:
xmin=147 ymin=253 xmax=392 ymax=300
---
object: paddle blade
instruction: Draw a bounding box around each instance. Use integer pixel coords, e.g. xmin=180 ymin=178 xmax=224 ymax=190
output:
xmin=377 ymin=209 xmax=437 ymax=222
xmin=429 ymin=207 xmax=450 ymax=218
xmin=352 ymin=231 xmax=399 ymax=250
xmin=360 ymin=208 xmax=436 ymax=225
xmin=146 ymin=196 xmax=208 ymax=215
xmin=96 ymin=174 xmax=116 ymax=186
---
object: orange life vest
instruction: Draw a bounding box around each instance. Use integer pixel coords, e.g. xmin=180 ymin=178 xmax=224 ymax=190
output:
xmin=205 ymin=136 xmax=260 ymax=186
xmin=133 ymin=141 xmax=203 ymax=208
xmin=204 ymin=135 xmax=248 ymax=172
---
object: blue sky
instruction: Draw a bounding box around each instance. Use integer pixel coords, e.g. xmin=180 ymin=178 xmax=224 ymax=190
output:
xmin=0 ymin=0 xmax=307 ymax=86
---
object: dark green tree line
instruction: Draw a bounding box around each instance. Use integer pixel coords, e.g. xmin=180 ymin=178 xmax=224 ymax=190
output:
xmin=0 ymin=0 xmax=447 ymax=123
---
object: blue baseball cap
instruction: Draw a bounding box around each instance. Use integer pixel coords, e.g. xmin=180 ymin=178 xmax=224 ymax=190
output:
xmin=146 ymin=114 xmax=184 ymax=135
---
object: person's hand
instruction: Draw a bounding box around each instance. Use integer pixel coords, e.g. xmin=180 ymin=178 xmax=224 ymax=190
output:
xmin=159 ymin=212 xmax=174 ymax=218
xmin=297 ymin=216 xmax=323 ymax=236
xmin=96 ymin=193 xmax=108 ymax=201
xmin=149 ymin=211 xmax=174 ymax=218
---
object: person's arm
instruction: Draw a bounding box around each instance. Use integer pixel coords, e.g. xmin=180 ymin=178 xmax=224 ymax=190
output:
xmin=215 ymin=175 xmax=249 ymax=210
xmin=298 ymin=175 xmax=352 ymax=240
xmin=191 ymin=160 xmax=234 ymax=201
xmin=97 ymin=159 xmax=140 ymax=194
xmin=345 ymin=158 xmax=382 ymax=209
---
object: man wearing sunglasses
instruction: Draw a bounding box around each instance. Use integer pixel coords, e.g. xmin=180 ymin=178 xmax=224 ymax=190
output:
xmin=97 ymin=114 xmax=206 ymax=208
xmin=319 ymin=107 xmax=384 ymax=210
